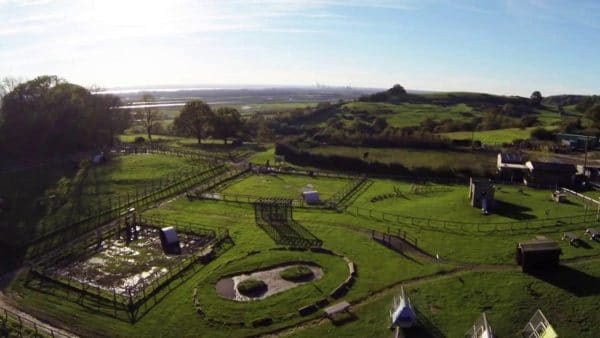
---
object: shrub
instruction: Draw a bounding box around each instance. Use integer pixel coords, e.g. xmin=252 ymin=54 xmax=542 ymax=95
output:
xmin=280 ymin=265 xmax=314 ymax=282
xmin=530 ymin=127 xmax=554 ymax=140
xmin=237 ymin=279 xmax=267 ymax=296
xmin=134 ymin=136 xmax=146 ymax=143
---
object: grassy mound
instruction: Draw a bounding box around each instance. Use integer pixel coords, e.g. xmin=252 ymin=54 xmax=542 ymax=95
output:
xmin=237 ymin=279 xmax=268 ymax=296
xmin=279 ymin=265 xmax=314 ymax=282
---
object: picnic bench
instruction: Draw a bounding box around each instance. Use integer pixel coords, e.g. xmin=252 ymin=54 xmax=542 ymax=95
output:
xmin=562 ymin=232 xmax=581 ymax=246
xmin=585 ymin=228 xmax=599 ymax=241
xmin=324 ymin=301 xmax=351 ymax=318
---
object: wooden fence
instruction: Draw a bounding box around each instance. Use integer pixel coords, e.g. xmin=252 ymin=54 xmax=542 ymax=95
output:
xmin=1 ymin=304 xmax=72 ymax=337
xmin=348 ymin=206 xmax=598 ymax=234
xmin=29 ymin=216 xmax=230 ymax=323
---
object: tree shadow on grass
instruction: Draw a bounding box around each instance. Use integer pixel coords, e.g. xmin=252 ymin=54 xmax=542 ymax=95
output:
xmin=492 ymin=200 xmax=536 ymax=220
xmin=529 ymin=265 xmax=600 ymax=297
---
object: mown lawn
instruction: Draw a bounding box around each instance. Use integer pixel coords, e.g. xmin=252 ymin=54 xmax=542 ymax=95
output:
xmin=220 ymin=173 xmax=352 ymax=200
xmin=309 ymin=145 xmax=496 ymax=175
xmin=7 ymin=156 xmax=600 ymax=338
xmin=10 ymin=198 xmax=444 ymax=338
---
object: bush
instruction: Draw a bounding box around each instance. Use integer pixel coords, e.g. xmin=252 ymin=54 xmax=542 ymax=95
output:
xmin=134 ymin=136 xmax=146 ymax=143
xmin=280 ymin=266 xmax=314 ymax=282
xmin=530 ymin=127 xmax=554 ymax=140
xmin=237 ymin=279 xmax=267 ymax=296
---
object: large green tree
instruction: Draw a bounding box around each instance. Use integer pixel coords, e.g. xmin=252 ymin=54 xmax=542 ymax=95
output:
xmin=173 ymin=100 xmax=214 ymax=144
xmin=212 ymin=107 xmax=242 ymax=144
xmin=0 ymin=75 xmax=130 ymax=156
xmin=530 ymin=91 xmax=543 ymax=106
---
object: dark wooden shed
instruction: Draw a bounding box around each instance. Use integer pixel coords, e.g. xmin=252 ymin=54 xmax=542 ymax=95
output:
xmin=516 ymin=239 xmax=561 ymax=272
xmin=159 ymin=226 xmax=181 ymax=255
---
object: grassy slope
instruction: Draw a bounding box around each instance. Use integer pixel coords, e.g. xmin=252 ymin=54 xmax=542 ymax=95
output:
xmin=441 ymin=128 xmax=536 ymax=144
xmin=342 ymin=102 xmax=478 ymax=128
xmin=309 ymin=146 xmax=496 ymax=174
xmin=291 ymin=260 xmax=600 ymax=338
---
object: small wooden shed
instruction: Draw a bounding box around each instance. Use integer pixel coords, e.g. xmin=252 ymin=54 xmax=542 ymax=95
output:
xmin=516 ymin=238 xmax=561 ymax=272
xmin=159 ymin=227 xmax=181 ymax=254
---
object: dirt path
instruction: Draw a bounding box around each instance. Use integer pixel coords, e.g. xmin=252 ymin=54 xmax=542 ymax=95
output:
xmin=0 ymin=291 xmax=80 ymax=338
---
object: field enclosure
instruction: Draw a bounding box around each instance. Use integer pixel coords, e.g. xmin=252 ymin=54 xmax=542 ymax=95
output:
xmin=4 ymin=144 xmax=599 ymax=338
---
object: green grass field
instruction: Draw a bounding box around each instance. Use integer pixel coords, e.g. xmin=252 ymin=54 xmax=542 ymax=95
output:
xmin=441 ymin=127 xmax=536 ymax=144
xmin=291 ymin=261 xmax=599 ymax=338
xmin=6 ymin=152 xmax=600 ymax=337
xmin=342 ymin=102 xmax=479 ymax=128
xmin=309 ymin=145 xmax=496 ymax=175
xmin=220 ymin=173 xmax=352 ymax=200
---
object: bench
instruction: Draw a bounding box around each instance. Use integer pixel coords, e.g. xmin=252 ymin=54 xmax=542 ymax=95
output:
xmin=324 ymin=301 xmax=351 ymax=318
xmin=562 ymin=232 xmax=581 ymax=246
xmin=585 ymin=228 xmax=599 ymax=241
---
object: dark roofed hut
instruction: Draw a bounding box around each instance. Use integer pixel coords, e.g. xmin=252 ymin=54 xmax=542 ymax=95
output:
xmin=516 ymin=238 xmax=561 ymax=272
xmin=159 ymin=227 xmax=181 ymax=254
xmin=524 ymin=161 xmax=576 ymax=188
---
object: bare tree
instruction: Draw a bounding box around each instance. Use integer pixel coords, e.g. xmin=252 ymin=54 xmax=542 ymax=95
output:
xmin=135 ymin=93 xmax=162 ymax=141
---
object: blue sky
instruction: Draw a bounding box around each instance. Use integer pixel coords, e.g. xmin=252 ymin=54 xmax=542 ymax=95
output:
xmin=0 ymin=0 xmax=599 ymax=95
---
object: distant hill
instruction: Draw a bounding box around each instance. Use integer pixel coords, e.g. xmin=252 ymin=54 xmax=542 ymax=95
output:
xmin=543 ymin=94 xmax=591 ymax=107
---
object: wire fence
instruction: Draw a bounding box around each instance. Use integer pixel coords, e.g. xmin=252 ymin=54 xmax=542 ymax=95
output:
xmin=29 ymin=215 xmax=230 ymax=323
xmin=115 ymin=143 xmax=226 ymax=165
xmin=347 ymin=205 xmax=598 ymax=234
xmin=27 ymin=165 xmax=229 ymax=259
xmin=190 ymin=168 xmax=368 ymax=210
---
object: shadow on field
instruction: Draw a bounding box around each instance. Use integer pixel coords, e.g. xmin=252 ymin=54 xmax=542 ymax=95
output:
xmin=399 ymin=308 xmax=444 ymax=338
xmin=530 ymin=265 xmax=600 ymax=297
xmin=493 ymin=200 xmax=535 ymax=220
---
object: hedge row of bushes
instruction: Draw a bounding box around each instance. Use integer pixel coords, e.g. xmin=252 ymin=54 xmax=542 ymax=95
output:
xmin=275 ymin=143 xmax=492 ymax=179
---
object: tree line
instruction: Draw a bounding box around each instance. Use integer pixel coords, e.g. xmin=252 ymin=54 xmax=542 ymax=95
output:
xmin=0 ymin=76 xmax=131 ymax=157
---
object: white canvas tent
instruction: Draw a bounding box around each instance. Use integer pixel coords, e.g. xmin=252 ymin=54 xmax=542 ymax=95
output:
xmin=390 ymin=287 xmax=417 ymax=328
xmin=302 ymin=191 xmax=321 ymax=204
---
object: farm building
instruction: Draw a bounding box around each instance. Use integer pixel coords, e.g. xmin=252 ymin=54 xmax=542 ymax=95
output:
xmin=496 ymin=152 xmax=527 ymax=182
xmin=516 ymin=238 xmax=561 ymax=272
xmin=159 ymin=227 xmax=181 ymax=254
xmin=556 ymin=133 xmax=598 ymax=150
xmin=469 ymin=178 xmax=495 ymax=210
xmin=302 ymin=191 xmax=321 ymax=204
xmin=523 ymin=161 xmax=576 ymax=188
